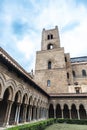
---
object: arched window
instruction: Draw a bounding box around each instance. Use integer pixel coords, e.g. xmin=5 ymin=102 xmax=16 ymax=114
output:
xmin=51 ymin=34 xmax=53 ymax=39
xmin=47 ymin=44 xmax=53 ymax=50
xmin=67 ymin=72 xmax=69 ymax=79
xmin=72 ymin=71 xmax=76 ymax=77
xmin=82 ymin=69 xmax=86 ymax=76
xmin=48 ymin=61 xmax=51 ymax=69
xmin=48 ymin=35 xmax=50 ymax=40
xmin=47 ymin=34 xmax=53 ymax=40
xmin=47 ymin=80 xmax=51 ymax=87
xmin=65 ymin=57 xmax=67 ymax=62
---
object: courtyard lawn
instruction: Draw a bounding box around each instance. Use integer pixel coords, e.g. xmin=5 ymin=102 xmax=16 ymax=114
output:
xmin=45 ymin=123 xmax=87 ymax=130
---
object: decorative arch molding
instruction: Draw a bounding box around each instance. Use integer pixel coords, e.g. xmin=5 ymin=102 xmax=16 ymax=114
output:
xmin=49 ymin=100 xmax=55 ymax=107
xmin=23 ymin=89 xmax=29 ymax=95
xmin=37 ymin=99 xmax=40 ymax=107
xmin=49 ymin=104 xmax=54 ymax=118
xmin=22 ymin=93 xmax=28 ymax=105
xmin=33 ymin=97 xmax=37 ymax=106
xmin=6 ymin=79 xmax=17 ymax=91
xmin=29 ymin=95 xmax=33 ymax=106
xmin=3 ymin=86 xmax=14 ymax=101
xmin=14 ymin=90 xmax=22 ymax=103
xmin=0 ymin=73 xmax=6 ymax=87
xmin=0 ymin=73 xmax=6 ymax=98
xmin=14 ymin=85 xmax=24 ymax=103
xmin=17 ymin=84 xmax=24 ymax=92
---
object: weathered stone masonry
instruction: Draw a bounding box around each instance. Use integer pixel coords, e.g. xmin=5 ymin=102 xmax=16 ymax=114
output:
xmin=0 ymin=26 xmax=87 ymax=127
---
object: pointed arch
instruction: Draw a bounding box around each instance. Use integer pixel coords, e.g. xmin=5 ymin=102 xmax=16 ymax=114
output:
xmin=79 ymin=104 xmax=86 ymax=119
xmin=33 ymin=97 xmax=38 ymax=106
xmin=56 ymin=104 xmax=62 ymax=118
xmin=71 ymin=104 xmax=78 ymax=119
xmin=49 ymin=104 xmax=54 ymax=118
xmin=6 ymin=79 xmax=17 ymax=91
xmin=63 ymin=104 xmax=70 ymax=119
xmin=14 ymin=90 xmax=22 ymax=103
xmin=22 ymin=93 xmax=28 ymax=105
xmin=3 ymin=86 xmax=13 ymax=101
xmin=29 ymin=95 xmax=33 ymax=106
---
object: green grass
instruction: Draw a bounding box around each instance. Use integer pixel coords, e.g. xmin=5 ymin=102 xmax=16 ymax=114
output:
xmin=45 ymin=123 xmax=87 ymax=130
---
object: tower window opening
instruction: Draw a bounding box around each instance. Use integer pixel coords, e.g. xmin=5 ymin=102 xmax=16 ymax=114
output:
xmin=67 ymin=72 xmax=69 ymax=79
xmin=51 ymin=34 xmax=53 ymax=39
xmin=48 ymin=61 xmax=51 ymax=69
xmin=72 ymin=71 xmax=76 ymax=77
xmin=48 ymin=35 xmax=50 ymax=40
xmin=65 ymin=57 xmax=67 ymax=62
xmin=47 ymin=80 xmax=51 ymax=87
xmin=47 ymin=34 xmax=53 ymax=40
xmin=47 ymin=44 xmax=53 ymax=50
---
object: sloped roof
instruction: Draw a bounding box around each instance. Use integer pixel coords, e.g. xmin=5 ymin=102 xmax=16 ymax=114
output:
xmin=71 ymin=56 xmax=87 ymax=63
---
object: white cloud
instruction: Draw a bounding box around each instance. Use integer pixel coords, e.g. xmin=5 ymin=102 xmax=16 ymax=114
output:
xmin=17 ymin=36 xmax=34 ymax=59
xmin=1 ymin=0 xmax=87 ymax=71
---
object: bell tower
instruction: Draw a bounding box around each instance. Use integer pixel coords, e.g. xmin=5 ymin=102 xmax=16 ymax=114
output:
xmin=41 ymin=26 xmax=60 ymax=50
xmin=34 ymin=26 xmax=68 ymax=94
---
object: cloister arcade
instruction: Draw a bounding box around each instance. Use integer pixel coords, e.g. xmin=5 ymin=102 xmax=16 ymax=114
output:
xmin=1 ymin=46 xmax=87 ymax=129
xmin=0 ymin=73 xmax=48 ymax=126
xmin=49 ymin=102 xmax=87 ymax=119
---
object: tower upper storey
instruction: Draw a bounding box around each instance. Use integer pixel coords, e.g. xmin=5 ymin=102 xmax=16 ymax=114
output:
xmin=41 ymin=26 xmax=60 ymax=50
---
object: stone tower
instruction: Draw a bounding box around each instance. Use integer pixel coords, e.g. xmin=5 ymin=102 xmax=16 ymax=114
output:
xmin=34 ymin=26 xmax=68 ymax=94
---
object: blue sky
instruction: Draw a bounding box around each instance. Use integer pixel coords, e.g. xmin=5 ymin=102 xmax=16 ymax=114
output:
xmin=0 ymin=0 xmax=87 ymax=72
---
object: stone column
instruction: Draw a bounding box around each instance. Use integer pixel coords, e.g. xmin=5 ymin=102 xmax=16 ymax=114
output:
xmin=53 ymin=105 xmax=56 ymax=118
xmin=69 ymin=109 xmax=71 ymax=119
xmin=61 ymin=109 xmax=63 ymax=119
xmin=27 ymin=105 xmax=30 ymax=122
xmin=40 ymin=108 xmax=42 ymax=119
xmin=41 ymin=108 xmax=43 ymax=118
xmin=77 ymin=109 xmax=80 ymax=120
xmin=16 ymin=104 xmax=21 ymax=124
xmin=35 ymin=107 xmax=37 ymax=120
xmin=45 ymin=108 xmax=47 ymax=119
xmin=43 ymin=108 xmax=45 ymax=118
xmin=15 ymin=104 xmax=21 ymax=124
xmin=14 ymin=104 xmax=19 ymax=124
xmin=22 ymin=104 xmax=27 ymax=122
xmin=29 ymin=105 xmax=32 ymax=121
xmin=39 ymin=107 xmax=41 ymax=119
xmin=33 ymin=106 xmax=36 ymax=120
xmin=41 ymin=108 xmax=43 ymax=119
xmin=37 ymin=107 xmax=39 ymax=120
xmin=46 ymin=109 xmax=48 ymax=119
xmin=4 ymin=101 xmax=13 ymax=126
